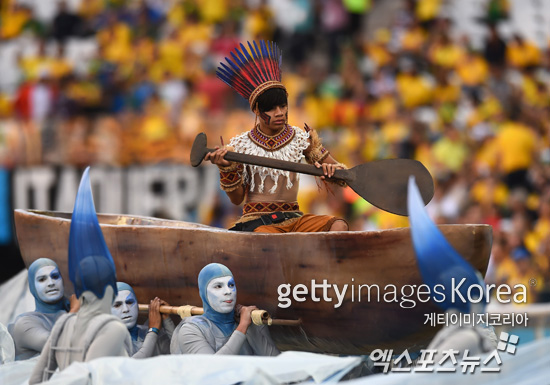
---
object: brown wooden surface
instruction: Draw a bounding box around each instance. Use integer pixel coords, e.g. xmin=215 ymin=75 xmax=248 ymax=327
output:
xmin=14 ymin=209 xmax=492 ymax=354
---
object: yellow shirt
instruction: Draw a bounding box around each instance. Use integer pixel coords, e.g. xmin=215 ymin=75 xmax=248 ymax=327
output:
xmin=0 ymin=8 xmax=28 ymax=39
xmin=470 ymin=179 xmax=508 ymax=206
xmin=495 ymin=121 xmax=536 ymax=173
xmin=197 ymin=0 xmax=228 ymax=24
xmin=432 ymin=137 xmax=468 ymax=172
xmin=466 ymin=96 xmax=502 ymax=128
xmin=49 ymin=58 xmax=73 ymax=79
xmin=456 ymin=56 xmax=489 ymax=86
xmin=434 ymin=82 xmax=460 ymax=103
xmin=381 ymin=120 xmax=408 ymax=143
xmin=521 ymin=75 xmax=545 ymax=107
xmin=368 ymin=96 xmax=397 ymax=122
xmin=429 ymin=43 xmax=465 ymax=68
xmin=401 ymin=27 xmax=426 ymax=52
xmin=78 ymin=0 xmax=104 ymax=19
xmin=179 ymin=23 xmax=212 ymax=53
xmin=507 ymin=41 xmax=541 ymax=68
xmin=134 ymin=38 xmax=156 ymax=67
xmin=494 ymin=257 xmax=515 ymax=281
xmin=416 ymin=0 xmax=441 ymax=21
xmin=20 ymin=56 xmax=51 ymax=80
xmin=474 ymin=137 xmax=499 ymax=172
xmin=396 ymin=73 xmax=433 ymax=108
xmin=365 ymin=44 xmax=392 ymax=68
xmin=244 ymin=8 xmax=274 ymax=39
xmin=159 ymin=38 xmax=185 ymax=78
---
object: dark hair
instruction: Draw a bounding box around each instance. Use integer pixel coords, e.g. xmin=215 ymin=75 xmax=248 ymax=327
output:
xmin=256 ymin=88 xmax=287 ymax=113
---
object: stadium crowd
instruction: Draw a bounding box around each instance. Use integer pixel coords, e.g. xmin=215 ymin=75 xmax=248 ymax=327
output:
xmin=0 ymin=0 xmax=549 ymax=302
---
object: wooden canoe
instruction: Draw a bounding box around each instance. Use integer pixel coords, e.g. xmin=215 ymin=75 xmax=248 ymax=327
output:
xmin=14 ymin=209 xmax=492 ymax=354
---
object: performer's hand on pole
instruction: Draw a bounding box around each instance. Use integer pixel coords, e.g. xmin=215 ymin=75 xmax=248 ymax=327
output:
xmin=204 ymin=146 xmax=232 ymax=167
xmin=235 ymin=304 xmax=258 ymax=333
xmin=314 ymin=161 xmax=344 ymax=179
xmin=158 ymin=298 xmax=171 ymax=320
xmin=149 ymin=297 xmax=162 ymax=329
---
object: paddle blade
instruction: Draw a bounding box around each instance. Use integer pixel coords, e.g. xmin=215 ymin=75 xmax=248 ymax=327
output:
xmin=348 ymin=159 xmax=434 ymax=216
xmin=190 ymin=133 xmax=208 ymax=167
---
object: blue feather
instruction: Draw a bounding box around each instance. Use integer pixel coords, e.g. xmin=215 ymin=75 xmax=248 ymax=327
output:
xmin=252 ymin=41 xmax=262 ymax=59
xmin=235 ymin=48 xmax=249 ymax=70
xmin=260 ymin=40 xmax=268 ymax=59
xmin=248 ymin=41 xmax=259 ymax=60
xmin=225 ymin=55 xmax=242 ymax=74
xmin=240 ymin=43 xmax=253 ymax=63
xmin=218 ymin=64 xmax=235 ymax=79
xmin=230 ymin=52 xmax=245 ymax=68
xmin=268 ymin=41 xmax=274 ymax=60
xmin=216 ymin=71 xmax=232 ymax=85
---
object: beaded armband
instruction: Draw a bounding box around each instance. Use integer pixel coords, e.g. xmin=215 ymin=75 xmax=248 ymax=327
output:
xmin=219 ymin=162 xmax=244 ymax=192
xmin=304 ymin=127 xmax=330 ymax=164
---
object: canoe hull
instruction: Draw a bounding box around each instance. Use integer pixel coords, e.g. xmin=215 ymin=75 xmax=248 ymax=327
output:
xmin=14 ymin=210 xmax=492 ymax=354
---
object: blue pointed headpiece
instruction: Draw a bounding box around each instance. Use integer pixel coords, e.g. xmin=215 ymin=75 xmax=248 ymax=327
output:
xmin=68 ymin=167 xmax=117 ymax=299
xmin=408 ymin=176 xmax=485 ymax=313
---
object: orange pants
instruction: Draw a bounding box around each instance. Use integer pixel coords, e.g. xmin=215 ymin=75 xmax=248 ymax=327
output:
xmin=253 ymin=214 xmax=347 ymax=233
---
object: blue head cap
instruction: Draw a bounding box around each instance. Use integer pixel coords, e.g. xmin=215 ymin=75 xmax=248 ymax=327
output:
xmin=116 ymin=282 xmax=135 ymax=297
xmin=408 ymin=176 xmax=486 ymax=313
xmin=28 ymin=258 xmax=69 ymax=313
xmin=198 ymin=263 xmax=236 ymax=336
xmin=69 ymin=167 xmax=117 ymax=299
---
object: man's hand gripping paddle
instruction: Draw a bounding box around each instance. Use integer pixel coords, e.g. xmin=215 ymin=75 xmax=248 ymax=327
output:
xmin=191 ymin=133 xmax=434 ymax=216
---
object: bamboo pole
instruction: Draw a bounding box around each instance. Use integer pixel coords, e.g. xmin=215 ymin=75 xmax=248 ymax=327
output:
xmin=138 ymin=304 xmax=301 ymax=326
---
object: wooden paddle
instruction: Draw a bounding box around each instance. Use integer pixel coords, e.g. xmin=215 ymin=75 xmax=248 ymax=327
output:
xmin=191 ymin=132 xmax=434 ymax=216
xmin=138 ymin=304 xmax=301 ymax=326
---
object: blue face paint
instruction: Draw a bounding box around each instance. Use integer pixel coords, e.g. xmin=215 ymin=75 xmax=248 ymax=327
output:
xmin=28 ymin=258 xmax=69 ymax=314
xmin=69 ymin=167 xmax=117 ymax=300
xmin=198 ymin=263 xmax=237 ymax=337
xmin=228 ymin=277 xmax=236 ymax=291
xmin=408 ymin=176 xmax=485 ymax=313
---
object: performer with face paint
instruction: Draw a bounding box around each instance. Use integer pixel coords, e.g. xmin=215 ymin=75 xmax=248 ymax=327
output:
xmin=8 ymin=258 xmax=78 ymax=360
xmin=29 ymin=168 xmax=132 ymax=384
xmin=171 ymin=263 xmax=279 ymax=356
xmin=112 ymin=282 xmax=175 ymax=358
xmin=205 ymin=41 xmax=349 ymax=233
xmin=407 ymin=177 xmax=497 ymax=363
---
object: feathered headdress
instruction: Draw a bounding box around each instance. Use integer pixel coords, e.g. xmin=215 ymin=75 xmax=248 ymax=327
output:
xmin=216 ymin=41 xmax=286 ymax=111
xmin=68 ymin=167 xmax=117 ymax=299
xmin=408 ymin=176 xmax=486 ymax=313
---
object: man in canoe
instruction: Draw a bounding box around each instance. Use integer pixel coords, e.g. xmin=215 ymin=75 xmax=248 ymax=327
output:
xmin=170 ymin=263 xmax=279 ymax=356
xmin=205 ymin=41 xmax=349 ymax=233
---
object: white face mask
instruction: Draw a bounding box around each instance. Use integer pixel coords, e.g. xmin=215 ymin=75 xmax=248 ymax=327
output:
xmin=206 ymin=276 xmax=237 ymax=313
xmin=111 ymin=290 xmax=139 ymax=329
xmin=34 ymin=266 xmax=64 ymax=303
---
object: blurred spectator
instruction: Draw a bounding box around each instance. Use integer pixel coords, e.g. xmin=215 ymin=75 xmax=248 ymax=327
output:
xmin=52 ymin=1 xmax=82 ymax=44
xmin=483 ymin=24 xmax=507 ymax=69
